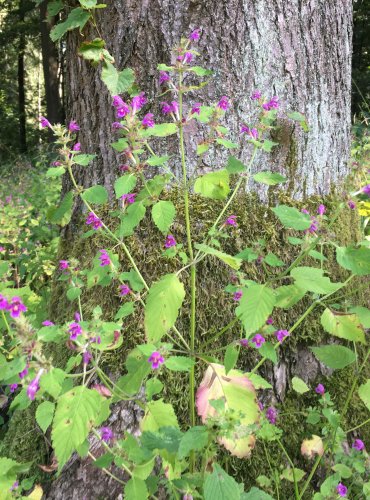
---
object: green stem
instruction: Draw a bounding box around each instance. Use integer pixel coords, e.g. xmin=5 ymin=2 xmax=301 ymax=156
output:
xmin=345 ymin=417 xmax=370 ymax=433
xmin=178 ymin=70 xmax=197 ymax=471
xmin=263 ymin=442 xmax=280 ymax=500
xmin=1 ymin=310 xmax=12 ymax=338
xmin=277 ymin=439 xmax=299 ymax=500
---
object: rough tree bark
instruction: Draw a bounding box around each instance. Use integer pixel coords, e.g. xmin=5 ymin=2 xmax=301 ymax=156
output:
xmin=65 ymin=0 xmax=352 ymax=199
xmin=39 ymin=0 xmax=64 ymax=134
xmin=47 ymin=1 xmax=354 ymax=498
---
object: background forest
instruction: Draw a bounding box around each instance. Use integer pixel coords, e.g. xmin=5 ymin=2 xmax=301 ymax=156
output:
xmin=0 ymin=1 xmax=369 ymax=499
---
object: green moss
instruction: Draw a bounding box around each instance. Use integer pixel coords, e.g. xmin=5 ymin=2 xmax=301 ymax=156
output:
xmin=5 ymin=190 xmax=368 ymax=494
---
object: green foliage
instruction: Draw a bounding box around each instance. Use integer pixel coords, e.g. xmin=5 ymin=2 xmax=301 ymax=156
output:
xmin=310 ymin=345 xmax=356 ymax=369
xmin=101 ymin=63 xmax=135 ymax=95
xmin=151 ymin=200 xmax=176 ymax=233
xmin=236 ymin=285 xmax=275 ymax=334
xmin=320 ymin=308 xmax=365 ymax=343
xmin=204 ymin=464 xmax=241 ymax=500
xmin=194 ymin=170 xmax=230 ymax=200
xmin=272 ymin=205 xmax=311 ymax=230
xmin=50 ymin=8 xmax=91 ymax=42
xmin=144 ymin=274 xmax=185 ymax=343
xmin=81 ymin=185 xmax=108 ymax=205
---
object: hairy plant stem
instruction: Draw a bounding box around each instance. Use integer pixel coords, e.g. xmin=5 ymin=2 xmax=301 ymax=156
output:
xmin=277 ymin=439 xmax=299 ymax=499
xmin=178 ymin=69 xmax=196 ymax=472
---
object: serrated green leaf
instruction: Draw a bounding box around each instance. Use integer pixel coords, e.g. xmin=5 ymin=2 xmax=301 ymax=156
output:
xmin=261 ymin=139 xmax=278 ymax=152
xmin=236 ymin=285 xmax=275 ymax=334
xmin=141 ymin=123 xmax=178 ymax=137
xmin=73 ymin=154 xmax=96 ymax=166
xmin=310 ymin=345 xmax=356 ymax=370
xmin=48 ymin=191 xmax=74 ymax=226
xmin=348 ymin=306 xmax=370 ymax=328
xmin=114 ymin=174 xmax=137 ymax=198
xmin=141 ymin=399 xmax=179 ymax=432
xmin=204 ymin=463 xmax=241 ymax=500
xmin=81 ymin=185 xmax=108 ymax=205
xmin=264 ymin=252 xmax=284 ymax=267
xmin=39 ymin=368 xmax=66 ymax=398
xmin=253 ymin=171 xmax=287 ymax=185
xmin=144 ymin=274 xmax=185 ymax=343
xmin=358 ymin=380 xmax=370 ymax=411
xmin=287 ymin=111 xmax=309 ymax=132
xmin=280 ymin=467 xmax=306 ymax=482
xmin=178 ymin=426 xmax=209 ymax=459
xmin=336 ymin=245 xmax=370 ymax=276
xmin=164 ymin=356 xmax=195 ymax=372
xmin=125 ymin=477 xmax=148 ymax=500
xmin=116 ymin=350 xmax=151 ymax=397
xmin=259 ymin=342 xmax=277 ymax=364
xmin=224 ymin=344 xmax=239 ymax=374
xmin=46 ymin=166 xmax=65 ymax=178
xmin=235 ymin=247 xmax=259 ymax=262
xmin=52 ymin=386 xmax=105 ymax=469
xmin=194 ymin=170 xmax=230 ymax=200
xmin=216 ymin=138 xmax=238 ymax=149
xmin=78 ymin=38 xmax=105 ymax=62
xmin=101 ymin=62 xmax=135 ymax=95
xmin=197 ymin=142 xmax=210 ymax=155
xmin=290 ymin=267 xmax=343 ymax=295
xmin=321 ymin=308 xmax=365 ymax=343
xmin=145 ymin=378 xmax=163 ymax=400
xmin=226 ymin=155 xmax=246 ymax=174
xmin=246 ymin=373 xmax=272 ymax=389
xmin=151 ymin=201 xmax=176 ymax=233
xmin=50 ymin=8 xmax=90 ymax=42
xmin=190 ymin=66 xmax=213 ymax=76
xmin=195 ymin=243 xmax=242 ymax=270
xmin=292 ymin=376 xmax=309 ymax=394
xmin=79 ymin=0 xmax=97 ymax=7
xmin=146 ymin=155 xmax=170 ymax=166
xmin=272 ymin=205 xmax=311 ymax=230
xmin=242 ymin=487 xmax=274 ymax=499
xmin=115 ymin=302 xmax=135 ymax=320
xmin=36 ymin=401 xmax=55 ymax=433
xmin=332 ymin=464 xmax=352 ymax=479
xmin=274 ymin=285 xmax=306 ymax=308
xmin=117 ymin=202 xmax=146 ymax=237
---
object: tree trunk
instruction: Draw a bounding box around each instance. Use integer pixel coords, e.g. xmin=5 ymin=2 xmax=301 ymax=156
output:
xmin=46 ymin=2 xmax=355 ymax=498
xmin=18 ymin=0 xmax=27 ymax=154
xmin=39 ymin=0 xmax=64 ymax=134
xmin=65 ymin=0 xmax=352 ymax=199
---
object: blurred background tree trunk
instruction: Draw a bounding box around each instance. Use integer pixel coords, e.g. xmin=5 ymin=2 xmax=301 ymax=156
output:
xmin=39 ymin=0 xmax=64 ymax=136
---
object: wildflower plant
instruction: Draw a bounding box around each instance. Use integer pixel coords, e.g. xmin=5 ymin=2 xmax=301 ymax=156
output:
xmin=0 ymin=15 xmax=370 ymax=500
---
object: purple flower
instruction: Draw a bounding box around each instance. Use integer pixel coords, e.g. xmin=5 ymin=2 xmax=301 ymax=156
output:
xmin=73 ymin=143 xmax=81 ymax=152
xmin=69 ymin=120 xmax=80 ymax=132
xmin=250 ymin=90 xmax=262 ymax=100
xmin=362 ymin=184 xmax=370 ymax=196
xmin=336 ymin=483 xmax=347 ymax=497
xmin=39 ymin=116 xmax=51 ymax=128
xmin=52 ymin=161 xmax=62 ymax=166
xmin=266 ymin=406 xmax=277 ymax=424
xmin=262 ymin=96 xmax=279 ymax=111
xmin=275 ymin=329 xmax=289 ymax=342
xmin=112 ymin=95 xmax=125 ymax=108
xmin=98 ymin=249 xmax=111 ymax=267
xmin=7 ymin=296 xmax=27 ymax=318
xmin=26 ymin=370 xmax=43 ymax=401
xmin=191 ymin=103 xmax=201 ymax=115
xmin=9 ymin=383 xmax=18 ymax=393
xmin=233 ymin=290 xmax=243 ymax=301
xmin=308 ymin=218 xmax=318 ymax=233
xmin=301 ymin=208 xmax=310 ymax=215
xmin=240 ymin=338 xmax=249 ymax=347
xmin=120 ymin=284 xmax=131 ymax=296
xmin=119 ymin=164 xmax=130 ymax=172
xmin=159 ymin=71 xmax=170 ymax=85
xmin=83 ymin=351 xmax=92 ymax=365
xmin=59 ymin=260 xmax=69 ymax=270
xmin=161 ymin=101 xmax=178 ymax=115
xmin=217 ymin=96 xmax=229 ymax=110
xmin=315 ymin=383 xmax=325 ymax=396
xmin=251 ymin=334 xmax=265 ymax=348
xmin=348 ymin=200 xmax=356 ymax=209
xmin=241 ymin=125 xmax=258 ymax=139
xmin=121 ymin=193 xmax=136 ymax=204
xmin=100 ymin=427 xmax=114 ymax=442
xmin=0 ymin=246 xmax=5 ymax=252
xmin=148 ymin=351 xmax=165 ymax=369
xmin=266 ymin=317 xmax=273 ymax=325
xmin=10 ymin=481 xmax=19 ymax=491
xmin=0 ymin=294 xmax=9 ymax=310
xmin=142 ymin=113 xmax=155 ymax=128
xmin=68 ymin=322 xmax=82 ymax=340
xmin=352 ymin=439 xmax=365 ymax=451
xmin=131 ymin=92 xmax=147 ymax=113
xmin=189 ymin=28 xmax=201 ymax=41
xmin=19 ymin=367 xmax=28 ymax=379
xmin=42 ymin=320 xmax=55 ymax=326
xmin=112 ymin=121 xmax=123 ymax=129
xmin=165 ymin=235 xmax=177 ymax=248
xmin=91 ymin=335 xmax=101 ymax=344
xmin=86 ymin=212 xmax=103 ymax=230
xmin=317 ymin=204 xmax=326 ymax=215
xmin=182 ymin=52 xmax=193 ymax=64
xmin=116 ymin=103 xmax=130 ymax=118
xmin=225 ymin=215 xmax=237 ymax=226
